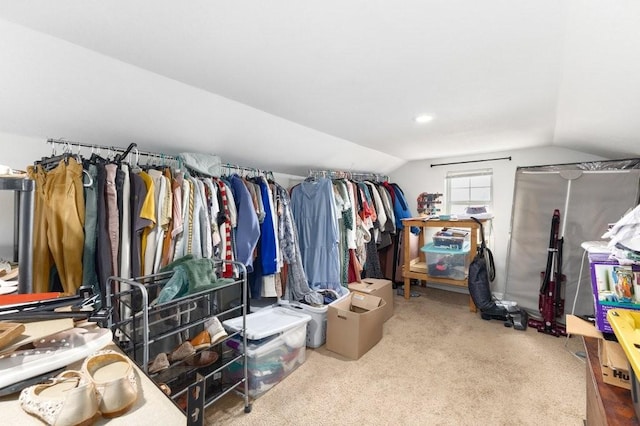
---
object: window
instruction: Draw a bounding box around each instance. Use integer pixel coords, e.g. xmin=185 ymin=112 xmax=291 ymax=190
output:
xmin=445 ymin=169 xmax=493 ymax=215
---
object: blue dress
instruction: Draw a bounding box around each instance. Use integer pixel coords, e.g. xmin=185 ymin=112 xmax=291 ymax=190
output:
xmin=291 ymin=178 xmax=342 ymax=292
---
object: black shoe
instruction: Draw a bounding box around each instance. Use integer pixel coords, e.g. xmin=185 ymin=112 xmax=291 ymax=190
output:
xmin=480 ymin=305 xmax=508 ymax=321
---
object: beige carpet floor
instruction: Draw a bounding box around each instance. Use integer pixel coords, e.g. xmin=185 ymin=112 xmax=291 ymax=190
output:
xmin=206 ymin=286 xmax=586 ymax=425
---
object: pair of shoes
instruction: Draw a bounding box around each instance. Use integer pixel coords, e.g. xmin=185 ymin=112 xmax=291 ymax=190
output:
xmin=19 ymin=349 xmax=138 ymax=424
xmin=154 ymin=330 xmax=210 ymax=371
xmin=169 ymin=341 xmax=196 ymax=363
xmin=148 ymin=352 xmax=170 ymax=374
xmin=189 ymin=330 xmax=211 ymax=350
xmin=204 ymin=316 xmax=228 ymax=345
xmin=168 ymin=326 xmax=218 ymax=362
xmin=185 ymin=350 xmax=219 ymax=368
xmin=157 ymin=382 xmax=171 ymax=396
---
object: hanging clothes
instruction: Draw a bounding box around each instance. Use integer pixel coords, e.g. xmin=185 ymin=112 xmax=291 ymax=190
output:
xmin=28 ymin=157 xmax=85 ymax=295
xmin=290 ymin=177 xmax=342 ymax=293
xmin=81 ymin=162 xmax=99 ymax=293
xmin=229 ymin=174 xmax=261 ymax=274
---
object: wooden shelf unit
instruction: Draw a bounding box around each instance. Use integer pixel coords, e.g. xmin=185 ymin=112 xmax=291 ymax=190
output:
xmin=401 ymin=217 xmax=487 ymax=311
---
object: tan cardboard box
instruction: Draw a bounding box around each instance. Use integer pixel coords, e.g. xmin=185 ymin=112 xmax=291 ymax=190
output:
xmin=566 ymin=314 xmax=631 ymax=389
xmin=348 ymin=278 xmax=394 ymax=322
xmin=326 ymin=292 xmax=386 ymax=360
xmin=599 ymin=339 xmax=631 ymax=389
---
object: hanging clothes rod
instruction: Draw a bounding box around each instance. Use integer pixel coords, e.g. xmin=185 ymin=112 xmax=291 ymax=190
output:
xmin=47 ymin=138 xmax=273 ymax=177
xmin=46 ymin=138 xmax=176 ymax=161
xmin=308 ymin=169 xmax=388 ymax=182
xmin=221 ymin=162 xmax=273 ymax=178
xmin=430 ymin=156 xmax=511 ymax=167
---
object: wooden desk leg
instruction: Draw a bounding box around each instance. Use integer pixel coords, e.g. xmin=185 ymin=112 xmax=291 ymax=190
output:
xmin=403 ymin=225 xmax=411 ymax=300
xmin=404 ymin=277 xmax=411 ymax=300
xmin=468 ymin=223 xmax=478 ymax=312
xmin=469 ymin=296 xmax=477 ymax=312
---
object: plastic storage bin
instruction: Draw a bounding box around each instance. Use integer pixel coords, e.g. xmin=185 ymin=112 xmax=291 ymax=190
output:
xmin=433 ymin=228 xmax=470 ymax=249
xmin=222 ymin=307 xmax=311 ymax=398
xmin=421 ymin=242 xmax=470 ymax=280
xmin=278 ymin=288 xmax=350 ymax=348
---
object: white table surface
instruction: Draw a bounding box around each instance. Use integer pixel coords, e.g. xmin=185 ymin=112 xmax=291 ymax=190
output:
xmin=0 ymin=343 xmax=185 ymax=425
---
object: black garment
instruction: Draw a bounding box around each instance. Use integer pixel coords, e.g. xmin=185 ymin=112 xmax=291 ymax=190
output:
xmin=95 ymin=162 xmax=112 ymax=306
xmin=363 ymin=240 xmax=383 ymax=279
xmin=129 ymin=171 xmax=151 ymax=279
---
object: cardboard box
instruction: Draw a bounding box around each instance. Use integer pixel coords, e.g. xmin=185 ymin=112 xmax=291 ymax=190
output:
xmin=348 ymin=278 xmax=394 ymax=322
xmin=566 ymin=314 xmax=631 ymax=389
xmin=326 ymin=292 xmax=386 ymax=360
xmin=600 ymin=339 xmax=631 ymax=389
xmin=589 ymin=252 xmax=640 ymax=333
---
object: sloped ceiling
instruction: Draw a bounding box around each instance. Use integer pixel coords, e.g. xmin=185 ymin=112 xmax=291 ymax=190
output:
xmin=0 ymin=1 xmax=638 ymax=175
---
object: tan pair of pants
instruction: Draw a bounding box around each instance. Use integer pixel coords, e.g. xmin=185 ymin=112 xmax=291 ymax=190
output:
xmin=29 ymin=158 xmax=85 ymax=295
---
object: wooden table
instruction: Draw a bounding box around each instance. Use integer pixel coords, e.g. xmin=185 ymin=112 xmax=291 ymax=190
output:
xmin=401 ymin=217 xmax=486 ymax=311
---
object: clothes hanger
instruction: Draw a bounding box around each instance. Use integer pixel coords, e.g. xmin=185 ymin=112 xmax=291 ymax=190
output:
xmin=130 ymin=147 xmax=142 ymax=173
xmin=89 ymin=145 xmax=106 ymax=165
xmin=113 ymin=142 xmax=136 ymax=165
xmin=37 ymin=141 xmax=77 ymax=170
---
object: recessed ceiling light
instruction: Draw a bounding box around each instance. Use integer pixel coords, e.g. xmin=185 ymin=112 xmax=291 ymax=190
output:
xmin=414 ymin=114 xmax=434 ymax=124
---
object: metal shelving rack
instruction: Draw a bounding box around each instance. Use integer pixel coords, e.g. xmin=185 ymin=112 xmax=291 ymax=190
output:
xmin=104 ymin=259 xmax=251 ymax=422
xmin=0 ymin=176 xmax=34 ymax=294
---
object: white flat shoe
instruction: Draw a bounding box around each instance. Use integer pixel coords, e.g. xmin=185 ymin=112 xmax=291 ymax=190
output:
xmin=82 ymin=350 xmax=138 ymax=418
xmin=19 ymin=370 xmax=99 ymax=426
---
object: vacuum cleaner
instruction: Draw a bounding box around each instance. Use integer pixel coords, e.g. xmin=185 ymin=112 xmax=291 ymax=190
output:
xmin=527 ymin=209 xmax=566 ymax=336
xmin=468 ymin=217 xmax=528 ymax=330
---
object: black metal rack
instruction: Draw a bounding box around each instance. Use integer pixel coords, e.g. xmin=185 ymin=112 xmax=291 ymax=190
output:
xmin=104 ymin=259 xmax=251 ymax=420
xmin=0 ymin=176 xmax=34 ymax=294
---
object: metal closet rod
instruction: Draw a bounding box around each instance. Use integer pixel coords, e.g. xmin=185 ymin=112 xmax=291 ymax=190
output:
xmin=47 ymin=138 xmax=175 ymax=161
xmin=221 ymin=163 xmax=273 ymax=177
xmin=308 ymin=169 xmax=389 ymax=182
xmin=430 ymin=156 xmax=512 ymax=167
xmin=47 ymin=138 xmax=273 ymax=177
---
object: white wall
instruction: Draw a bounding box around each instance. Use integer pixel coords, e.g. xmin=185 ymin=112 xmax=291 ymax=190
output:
xmin=0 ymin=18 xmax=405 ymax=178
xmin=389 ymin=146 xmax=608 ymax=298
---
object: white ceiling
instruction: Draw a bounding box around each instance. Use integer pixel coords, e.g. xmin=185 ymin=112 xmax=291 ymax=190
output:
xmin=0 ymin=1 xmax=639 ymax=174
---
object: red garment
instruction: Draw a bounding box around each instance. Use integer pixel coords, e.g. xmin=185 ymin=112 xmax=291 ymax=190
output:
xmin=216 ymin=179 xmax=233 ymax=278
xmin=347 ymin=249 xmax=362 ymax=283
xmin=382 ymin=181 xmax=396 ymax=205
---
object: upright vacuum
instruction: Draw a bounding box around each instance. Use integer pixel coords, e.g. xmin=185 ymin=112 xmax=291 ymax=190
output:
xmin=528 ymin=209 xmax=566 ymax=336
xmin=468 ymin=217 xmax=528 ymax=330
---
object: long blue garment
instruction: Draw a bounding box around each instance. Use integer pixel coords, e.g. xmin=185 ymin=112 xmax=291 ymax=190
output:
xmin=391 ymin=183 xmax=420 ymax=234
xmin=257 ymin=178 xmax=278 ymax=275
xmin=229 ymin=174 xmax=261 ymax=272
xmin=291 ymin=178 xmax=341 ymax=292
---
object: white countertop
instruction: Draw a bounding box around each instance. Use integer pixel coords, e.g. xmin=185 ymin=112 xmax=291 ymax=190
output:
xmin=0 ymin=343 xmax=185 ymax=425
